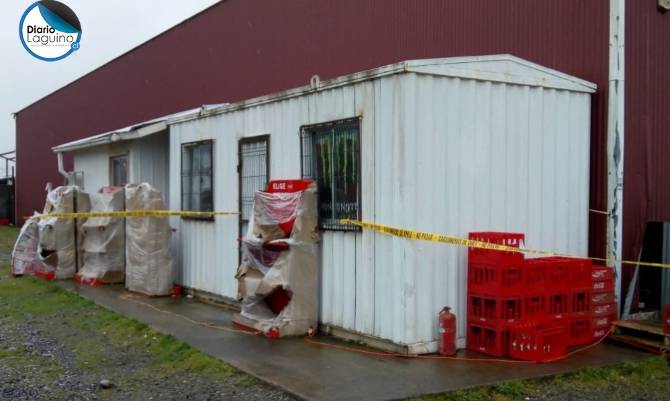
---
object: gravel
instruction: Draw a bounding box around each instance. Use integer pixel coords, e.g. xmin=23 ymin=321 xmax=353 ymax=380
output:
xmin=0 ymin=311 xmax=294 ymax=401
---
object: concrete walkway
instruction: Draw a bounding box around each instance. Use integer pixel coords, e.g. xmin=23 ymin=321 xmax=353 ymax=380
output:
xmin=61 ymin=283 xmax=647 ymax=401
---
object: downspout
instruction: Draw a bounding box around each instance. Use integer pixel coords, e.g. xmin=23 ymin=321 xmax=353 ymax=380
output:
xmin=607 ymin=0 xmax=625 ymax=316
xmin=57 ymin=151 xmax=71 ymax=183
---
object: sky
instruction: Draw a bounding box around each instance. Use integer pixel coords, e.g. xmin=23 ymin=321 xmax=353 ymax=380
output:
xmin=0 ymin=0 xmax=220 ymax=176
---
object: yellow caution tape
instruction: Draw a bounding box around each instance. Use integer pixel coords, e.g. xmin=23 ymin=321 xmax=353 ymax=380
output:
xmin=32 ymin=210 xmax=239 ymax=219
xmin=340 ymin=219 xmax=670 ymax=269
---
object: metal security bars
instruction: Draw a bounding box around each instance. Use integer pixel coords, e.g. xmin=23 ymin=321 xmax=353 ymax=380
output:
xmin=181 ymin=140 xmax=214 ymax=217
xmin=301 ymin=117 xmax=361 ymax=231
xmin=239 ymin=135 xmax=269 ymax=237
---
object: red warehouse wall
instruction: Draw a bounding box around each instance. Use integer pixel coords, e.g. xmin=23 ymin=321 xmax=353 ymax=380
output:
xmin=622 ymin=2 xmax=670 ymax=299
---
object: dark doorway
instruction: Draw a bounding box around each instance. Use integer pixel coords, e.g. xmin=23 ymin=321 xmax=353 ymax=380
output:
xmin=638 ymin=222 xmax=664 ymax=312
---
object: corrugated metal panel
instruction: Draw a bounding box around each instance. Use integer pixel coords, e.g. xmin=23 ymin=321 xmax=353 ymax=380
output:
xmin=15 ymin=0 xmax=610 ymax=243
xmin=72 ymin=146 xmax=112 ymax=192
xmin=621 ymin=2 xmax=670 ymax=296
xmin=129 ymin=133 xmax=170 ymax=200
xmin=168 ymin=62 xmax=592 ymax=349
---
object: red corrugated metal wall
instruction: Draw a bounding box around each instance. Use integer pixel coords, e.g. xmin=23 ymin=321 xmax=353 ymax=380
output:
xmin=16 ymin=0 xmax=610 ymax=259
xmin=623 ymin=3 xmax=670 ymax=297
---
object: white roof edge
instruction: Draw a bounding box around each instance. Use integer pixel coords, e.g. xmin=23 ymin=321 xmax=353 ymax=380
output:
xmin=405 ymin=54 xmax=597 ymax=91
xmin=405 ymin=54 xmax=597 ymax=93
xmin=171 ymin=54 xmax=596 ymax=124
xmin=52 ymin=105 xmax=226 ymax=153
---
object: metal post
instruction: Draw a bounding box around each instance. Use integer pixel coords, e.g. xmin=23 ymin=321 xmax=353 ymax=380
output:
xmin=607 ymin=0 xmax=625 ymax=313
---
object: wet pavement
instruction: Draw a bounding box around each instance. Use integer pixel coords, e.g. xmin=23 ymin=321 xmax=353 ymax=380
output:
xmin=59 ymin=282 xmax=649 ymax=401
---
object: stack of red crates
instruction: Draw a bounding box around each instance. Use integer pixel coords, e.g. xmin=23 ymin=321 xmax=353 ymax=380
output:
xmin=590 ymin=265 xmax=617 ymax=340
xmin=467 ymin=232 xmax=597 ymax=361
xmin=467 ymin=232 xmax=526 ymax=357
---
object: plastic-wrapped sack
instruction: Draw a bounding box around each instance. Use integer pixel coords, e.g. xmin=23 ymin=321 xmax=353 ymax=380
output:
xmin=11 ymin=215 xmax=43 ymax=276
xmin=125 ymin=183 xmax=173 ymax=296
xmin=234 ymin=180 xmax=319 ymax=337
xmin=249 ymin=182 xmax=319 ymax=243
xmin=77 ymin=187 xmax=125 ymax=285
xmin=36 ymin=186 xmax=90 ymax=280
xmin=235 ymin=239 xmax=318 ymax=336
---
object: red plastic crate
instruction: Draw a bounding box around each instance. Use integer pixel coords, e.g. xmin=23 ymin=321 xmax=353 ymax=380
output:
xmin=468 ymin=262 xmax=525 ymax=294
xmin=592 ymin=279 xmax=614 ymax=292
xmin=591 ymin=265 xmax=614 ymax=281
xmin=547 ymin=292 xmax=570 ymax=320
xmin=524 ymin=294 xmax=547 ymax=320
xmin=591 ymin=314 xmax=616 ymax=330
xmin=592 ymin=326 xmax=610 ymax=340
xmin=591 ymin=291 xmax=615 ymax=305
xmin=524 ymin=258 xmax=547 ymax=290
xmin=543 ymin=257 xmax=573 ymax=291
xmin=468 ymin=294 xmax=524 ymax=326
xmin=509 ymin=321 xmax=568 ymax=362
xmin=468 ymin=232 xmax=525 ymax=264
xmin=569 ymin=258 xmax=593 ymax=288
xmin=568 ymin=317 xmax=592 ymax=346
xmin=466 ymin=323 xmax=509 ymax=357
xmin=592 ymin=302 xmax=617 ymax=317
xmin=570 ymin=288 xmax=591 ymax=316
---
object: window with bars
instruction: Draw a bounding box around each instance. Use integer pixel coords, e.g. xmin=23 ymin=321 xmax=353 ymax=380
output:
xmin=181 ymin=140 xmax=213 ymax=217
xmin=239 ymin=136 xmax=269 ymax=237
xmin=301 ymin=118 xmax=360 ymax=231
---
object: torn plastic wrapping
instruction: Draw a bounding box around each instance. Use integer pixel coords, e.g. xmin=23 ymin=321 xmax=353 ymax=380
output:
xmin=36 ymin=186 xmax=90 ymax=279
xmin=249 ymin=188 xmax=319 ymax=242
xmin=78 ymin=187 xmax=125 ymax=284
xmin=124 ymin=183 xmax=173 ymax=296
xmin=251 ymin=191 xmax=302 ymax=240
xmin=235 ymin=180 xmax=319 ymax=337
xmin=11 ymin=215 xmax=43 ymax=276
xmin=236 ymin=240 xmax=318 ymax=336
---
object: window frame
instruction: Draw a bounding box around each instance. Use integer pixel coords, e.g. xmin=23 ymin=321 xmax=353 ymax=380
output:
xmin=109 ymin=154 xmax=128 ymax=187
xmin=180 ymin=139 xmax=214 ymax=221
xmin=300 ymin=117 xmax=362 ymax=232
xmin=238 ymin=134 xmax=270 ymax=228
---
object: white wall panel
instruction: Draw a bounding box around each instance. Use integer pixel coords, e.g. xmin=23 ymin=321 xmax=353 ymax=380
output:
xmin=74 ymin=134 xmax=169 ymax=198
xmin=73 ymin=146 xmax=111 ymax=192
xmin=129 ymin=133 xmax=170 ymax=201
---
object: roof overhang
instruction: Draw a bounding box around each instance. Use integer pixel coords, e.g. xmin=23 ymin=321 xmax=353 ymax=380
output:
xmin=52 ymin=105 xmax=224 ymax=153
xmin=52 ymin=121 xmax=166 ymax=153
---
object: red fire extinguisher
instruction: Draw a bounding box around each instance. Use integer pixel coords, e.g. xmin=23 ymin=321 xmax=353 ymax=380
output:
xmin=439 ymin=306 xmax=456 ymax=356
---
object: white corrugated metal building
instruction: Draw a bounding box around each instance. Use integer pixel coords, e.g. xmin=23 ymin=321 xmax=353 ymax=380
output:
xmin=53 ymin=55 xmax=596 ymax=352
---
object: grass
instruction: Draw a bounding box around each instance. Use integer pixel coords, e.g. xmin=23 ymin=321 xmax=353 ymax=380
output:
xmin=411 ymin=356 xmax=670 ymax=401
xmin=0 ymin=225 xmax=19 ymax=254
xmin=0 ymin=225 xmax=247 ymax=388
